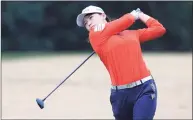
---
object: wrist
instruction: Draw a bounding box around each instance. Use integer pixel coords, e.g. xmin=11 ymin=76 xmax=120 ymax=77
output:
xmin=130 ymin=10 xmax=139 ymax=20
xmin=138 ymin=12 xmax=150 ymax=23
xmin=138 ymin=12 xmax=144 ymax=19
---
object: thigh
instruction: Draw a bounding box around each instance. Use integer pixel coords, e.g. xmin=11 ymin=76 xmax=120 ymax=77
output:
xmin=110 ymin=90 xmax=134 ymax=120
xmin=133 ymin=81 xmax=157 ymax=120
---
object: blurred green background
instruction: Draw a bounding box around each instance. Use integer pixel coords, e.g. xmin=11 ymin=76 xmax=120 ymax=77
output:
xmin=1 ymin=1 xmax=192 ymax=54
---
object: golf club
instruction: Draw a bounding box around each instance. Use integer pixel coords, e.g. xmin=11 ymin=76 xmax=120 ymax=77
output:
xmin=36 ymin=51 xmax=95 ymax=109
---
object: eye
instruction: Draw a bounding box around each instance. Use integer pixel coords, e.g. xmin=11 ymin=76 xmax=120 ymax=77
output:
xmin=89 ymin=15 xmax=93 ymax=19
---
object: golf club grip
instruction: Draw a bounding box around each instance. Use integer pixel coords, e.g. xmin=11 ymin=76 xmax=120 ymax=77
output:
xmin=43 ymin=51 xmax=95 ymax=101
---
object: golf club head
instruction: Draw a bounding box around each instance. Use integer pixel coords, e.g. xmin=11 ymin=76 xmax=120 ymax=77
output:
xmin=36 ymin=98 xmax=44 ymax=109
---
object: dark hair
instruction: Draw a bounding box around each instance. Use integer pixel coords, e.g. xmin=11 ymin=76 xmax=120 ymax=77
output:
xmin=85 ymin=13 xmax=111 ymax=22
xmin=106 ymin=15 xmax=111 ymax=22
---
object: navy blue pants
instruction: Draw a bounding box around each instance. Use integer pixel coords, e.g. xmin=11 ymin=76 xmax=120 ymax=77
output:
xmin=110 ymin=79 xmax=157 ymax=120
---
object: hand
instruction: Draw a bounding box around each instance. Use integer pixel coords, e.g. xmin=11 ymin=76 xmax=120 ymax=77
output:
xmin=130 ymin=8 xmax=143 ymax=20
xmin=136 ymin=8 xmax=142 ymax=14
xmin=135 ymin=8 xmax=151 ymax=23
xmin=130 ymin=10 xmax=139 ymax=20
xmin=136 ymin=8 xmax=143 ymax=17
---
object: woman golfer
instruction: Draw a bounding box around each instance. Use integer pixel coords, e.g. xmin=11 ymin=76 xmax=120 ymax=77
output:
xmin=76 ymin=5 xmax=166 ymax=120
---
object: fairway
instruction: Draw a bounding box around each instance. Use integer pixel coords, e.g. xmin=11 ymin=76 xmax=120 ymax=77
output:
xmin=1 ymin=53 xmax=192 ymax=119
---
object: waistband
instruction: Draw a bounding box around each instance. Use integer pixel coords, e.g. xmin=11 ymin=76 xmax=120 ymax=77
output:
xmin=111 ymin=75 xmax=153 ymax=90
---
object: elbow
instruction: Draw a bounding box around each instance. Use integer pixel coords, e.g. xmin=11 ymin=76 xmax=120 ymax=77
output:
xmin=161 ymin=26 xmax=166 ymax=35
xmin=157 ymin=26 xmax=166 ymax=37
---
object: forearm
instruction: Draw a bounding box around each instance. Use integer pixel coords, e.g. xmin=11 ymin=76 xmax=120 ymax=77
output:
xmin=103 ymin=14 xmax=135 ymax=36
xmin=137 ymin=14 xmax=166 ymax=42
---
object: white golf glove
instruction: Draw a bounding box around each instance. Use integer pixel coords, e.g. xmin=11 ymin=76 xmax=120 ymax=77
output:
xmin=130 ymin=8 xmax=142 ymax=20
xmin=130 ymin=10 xmax=138 ymax=20
xmin=136 ymin=8 xmax=142 ymax=14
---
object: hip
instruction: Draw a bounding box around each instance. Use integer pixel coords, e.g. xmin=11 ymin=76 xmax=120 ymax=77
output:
xmin=110 ymin=78 xmax=157 ymax=102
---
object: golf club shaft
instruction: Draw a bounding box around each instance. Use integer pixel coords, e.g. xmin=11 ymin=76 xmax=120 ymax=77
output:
xmin=43 ymin=51 xmax=95 ymax=101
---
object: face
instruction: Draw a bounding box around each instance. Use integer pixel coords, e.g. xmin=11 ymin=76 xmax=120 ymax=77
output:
xmin=83 ymin=13 xmax=107 ymax=31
